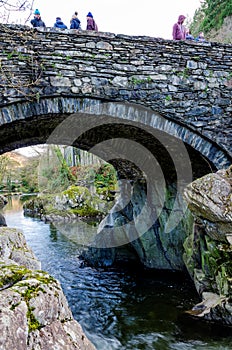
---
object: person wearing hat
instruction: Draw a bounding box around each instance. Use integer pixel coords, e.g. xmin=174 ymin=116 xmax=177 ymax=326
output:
xmin=31 ymin=9 xmax=46 ymax=28
xmin=86 ymin=12 xmax=98 ymax=31
xmin=54 ymin=17 xmax=68 ymax=29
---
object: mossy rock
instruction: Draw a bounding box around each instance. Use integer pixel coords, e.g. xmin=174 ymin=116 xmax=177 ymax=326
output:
xmin=23 ymin=185 xmax=107 ymax=218
xmin=0 ymin=263 xmax=30 ymax=290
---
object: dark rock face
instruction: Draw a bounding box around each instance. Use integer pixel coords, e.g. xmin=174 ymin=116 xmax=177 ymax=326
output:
xmin=0 ymin=228 xmax=96 ymax=350
xmin=184 ymin=165 xmax=232 ymax=325
xmin=83 ymin=180 xmax=194 ymax=271
xmin=0 ymin=213 xmax=6 ymax=227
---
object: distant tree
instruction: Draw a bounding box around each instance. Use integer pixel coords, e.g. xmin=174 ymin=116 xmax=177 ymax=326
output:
xmin=20 ymin=157 xmax=39 ymax=193
xmin=190 ymin=0 xmax=232 ymax=35
xmin=190 ymin=4 xmax=206 ymax=37
xmin=0 ymin=154 xmax=10 ymax=187
xmin=38 ymin=145 xmax=76 ymax=194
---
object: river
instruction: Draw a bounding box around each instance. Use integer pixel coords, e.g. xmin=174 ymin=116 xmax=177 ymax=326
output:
xmin=2 ymin=196 xmax=232 ymax=350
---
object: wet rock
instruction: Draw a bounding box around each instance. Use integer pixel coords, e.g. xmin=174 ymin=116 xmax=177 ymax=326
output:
xmin=0 ymin=228 xmax=41 ymax=270
xmin=0 ymin=227 xmax=96 ymax=349
xmin=184 ymin=165 xmax=232 ymax=325
xmin=0 ymin=195 xmax=7 ymax=209
xmin=0 ymin=213 xmax=6 ymax=227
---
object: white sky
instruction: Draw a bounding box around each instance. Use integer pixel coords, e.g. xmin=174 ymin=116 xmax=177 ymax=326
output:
xmin=15 ymin=0 xmax=202 ymax=40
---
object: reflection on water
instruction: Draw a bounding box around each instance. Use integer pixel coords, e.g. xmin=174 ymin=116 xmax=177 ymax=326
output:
xmin=2 ymin=196 xmax=232 ymax=350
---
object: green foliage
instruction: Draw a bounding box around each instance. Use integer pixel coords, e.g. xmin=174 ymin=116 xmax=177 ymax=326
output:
xmin=27 ymin=307 xmax=42 ymax=332
xmin=0 ymin=154 xmax=10 ymax=185
xmin=20 ymin=158 xmax=40 ymax=193
xmin=191 ymin=0 xmax=232 ymax=35
xmin=38 ymin=146 xmax=76 ymax=194
xmin=130 ymin=76 xmax=152 ymax=86
xmin=94 ymin=164 xmax=118 ymax=201
xmin=165 ymin=95 xmax=172 ymax=101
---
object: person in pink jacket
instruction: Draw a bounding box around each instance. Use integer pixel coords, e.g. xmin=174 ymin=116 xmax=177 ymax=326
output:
xmin=172 ymin=15 xmax=186 ymax=40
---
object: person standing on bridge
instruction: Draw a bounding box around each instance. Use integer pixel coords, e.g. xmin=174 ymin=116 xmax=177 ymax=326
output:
xmin=30 ymin=9 xmax=46 ymax=28
xmin=86 ymin=12 xmax=98 ymax=31
xmin=70 ymin=11 xmax=81 ymax=29
xmin=172 ymin=15 xmax=186 ymax=40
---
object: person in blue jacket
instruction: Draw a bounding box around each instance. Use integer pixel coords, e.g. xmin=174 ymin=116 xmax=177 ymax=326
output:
xmin=31 ymin=9 xmax=46 ymax=28
xmin=195 ymin=32 xmax=206 ymax=42
xmin=70 ymin=11 xmax=81 ymax=29
xmin=185 ymin=29 xmax=194 ymax=40
xmin=54 ymin=17 xmax=68 ymax=29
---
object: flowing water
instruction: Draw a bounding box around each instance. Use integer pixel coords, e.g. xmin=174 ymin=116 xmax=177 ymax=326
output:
xmin=2 ymin=196 xmax=232 ymax=350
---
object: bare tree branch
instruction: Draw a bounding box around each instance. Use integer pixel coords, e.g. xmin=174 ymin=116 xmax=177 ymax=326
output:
xmin=0 ymin=0 xmax=34 ymax=24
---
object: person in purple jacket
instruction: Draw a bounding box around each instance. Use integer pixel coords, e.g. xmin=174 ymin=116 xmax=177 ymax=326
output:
xmin=172 ymin=15 xmax=186 ymax=40
xmin=86 ymin=12 xmax=98 ymax=31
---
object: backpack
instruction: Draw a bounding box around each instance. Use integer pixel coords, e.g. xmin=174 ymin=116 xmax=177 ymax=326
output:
xmin=71 ymin=18 xmax=81 ymax=29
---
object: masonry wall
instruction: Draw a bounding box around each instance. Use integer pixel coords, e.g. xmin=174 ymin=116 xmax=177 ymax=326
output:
xmin=0 ymin=24 xmax=231 ymax=157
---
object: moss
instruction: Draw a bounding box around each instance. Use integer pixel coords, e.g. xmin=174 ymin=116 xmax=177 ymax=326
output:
xmin=69 ymin=207 xmax=101 ymax=217
xmin=0 ymin=265 xmax=30 ymax=289
xmin=96 ymin=186 xmax=115 ymax=201
xmin=63 ymin=185 xmax=89 ymax=200
xmin=27 ymin=306 xmax=42 ymax=332
xmin=33 ymin=271 xmax=57 ymax=285
xmin=18 ymin=271 xmax=58 ymax=332
xmin=10 ymin=302 xmax=21 ymax=310
xmin=42 ymin=206 xmax=69 ymax=217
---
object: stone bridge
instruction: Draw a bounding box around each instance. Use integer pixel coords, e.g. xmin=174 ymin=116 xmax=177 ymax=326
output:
xmin=0 ymin=24 xmax=231 ymax=172
xmin=2 ymin=25 xmax=232 ymax=322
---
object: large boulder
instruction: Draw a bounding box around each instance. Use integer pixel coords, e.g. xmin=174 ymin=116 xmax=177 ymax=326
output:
xmin=23 ymin=185 xmax=107 ymax=221
xmin=0 ymin=195 xmax=7 ymax=209
xmin=184 ymin=165 xmax=232 ymax=325
xmin=0 ymin=228 xmax=41 ymax=270
xmin=0 ymin=227 xmax=96 ymax=350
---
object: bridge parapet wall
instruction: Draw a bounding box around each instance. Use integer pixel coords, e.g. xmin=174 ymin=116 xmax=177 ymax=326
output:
xmin=0 ymin=24 xmax=231 ymax=157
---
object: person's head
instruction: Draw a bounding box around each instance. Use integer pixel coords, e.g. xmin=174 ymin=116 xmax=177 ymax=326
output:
xmin=34 ymin=9 xmax=41 ymax=18
xmin=199 ymin=31 xmax=204 ymax=38
xmin=56 ymin=17 xmax=61 ymax=22
xmin=178 ymin=15 xmax=186 ymax=24
xmin=71 ymin=12 xmax=78 ymax=20
xmin=87 ymin=12 xmax=93 ymax=18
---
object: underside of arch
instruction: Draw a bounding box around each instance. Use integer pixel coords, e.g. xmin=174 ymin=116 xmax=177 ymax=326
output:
xmin=0 ymin=97 xmax=230 ymax=173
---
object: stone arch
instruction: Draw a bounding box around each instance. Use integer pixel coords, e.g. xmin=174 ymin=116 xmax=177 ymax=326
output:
xmin=0 ymin=97 xmax=230 ymax=170
xmin=1 ymin=96 xmax=231 ymax=270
